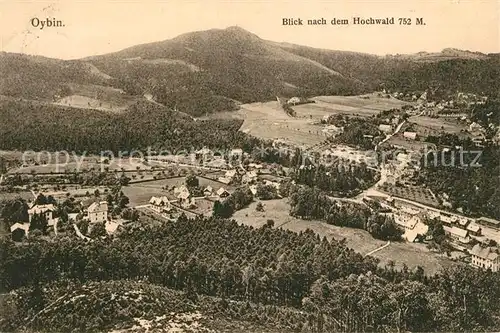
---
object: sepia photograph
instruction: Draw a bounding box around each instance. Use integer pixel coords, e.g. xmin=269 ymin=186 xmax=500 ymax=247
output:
xmin=0 ymin=0 xmax=499 ymax=332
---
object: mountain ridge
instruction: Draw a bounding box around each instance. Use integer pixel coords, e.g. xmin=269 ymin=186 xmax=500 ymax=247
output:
xmin=1 ymin=26 xmax=498 ymax=117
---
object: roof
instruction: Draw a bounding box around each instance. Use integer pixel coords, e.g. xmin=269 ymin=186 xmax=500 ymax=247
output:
xmin=446 ymin=226 xmax=468 ymax=238
xmin=105 ymin=221 xmax=122 ymax=234
xmin=225 ymin=169 xmax=237 ymax=178
xmin=246 ymin=170 xmax=258 ymax=178
xmin=403 ymin=132 xmax=418 ymax=138
xmin=249 ymin=185 xmax=258 ymax=195
xmin=379 ymin=124 xmax=392 ymax=130
xmin=471 ymin=244 xmax=499 ymax=261
xmin=204 ymin=185 xmax=213 ymax=193
xmin=177 ymin=191 xmax=190 ymax=200
xmin=217 ymin=187 xmax=230 ymax=196
xmin=68 ymin=213 xmax=79 ymax=221
xmin=28 ymin=204 xmax=55 ymax=214
xmin=10 ymin=222 xmax=30 ymax=233
xmin=231 ymin=149 xmax=243 ymax=155
xmin=467 ymin=223 xmax=481 ymax=233
xmin=150 ymin=196 xmax=170 ymax=206
xmin=217 ymin=177 xmax=232 ymax=185
xmin=88 ymin=201 xmax=108 ymax=213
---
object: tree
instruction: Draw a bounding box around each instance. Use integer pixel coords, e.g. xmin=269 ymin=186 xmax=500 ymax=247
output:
xmin=256 ymin=202 xmax=264 ymax=212
xmin=185 ymin=174 xmax=199 ymax=188
xmin=29 ymin=214 xmax=48 ymax=234
xmin=90 ymin=222 xmax=107 ymax=238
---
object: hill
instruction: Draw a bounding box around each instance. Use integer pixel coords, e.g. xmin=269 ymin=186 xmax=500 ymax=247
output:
xmin=1 ymin=27 xmax=498 ymax=118
xmin=0 ymin=97 xmax=261 ymax=153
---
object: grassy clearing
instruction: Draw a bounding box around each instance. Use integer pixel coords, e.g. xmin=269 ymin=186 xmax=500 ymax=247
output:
xmin=409 ymin=116 xmax=468 ymax=134
xmin=233 ymin=198 xmax=453 ymax=275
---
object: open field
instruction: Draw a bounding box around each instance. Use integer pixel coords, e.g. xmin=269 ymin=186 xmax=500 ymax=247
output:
xmin=0 ymin=191 xmax=33 ymax=201
xmin=53 ymin=83 xmax=139 ymax=113
xmin=382 ymin=136 xmax=434 ymax=151
xmin=233 ymin=198 xmax=454 ymax=275
xmin=123 ymin=177 xmax=233 ymax=207
xmin=408 ymin=116 xmax=468 ymax=135
xmin=211 ymin=95 xmax=412 ymax=147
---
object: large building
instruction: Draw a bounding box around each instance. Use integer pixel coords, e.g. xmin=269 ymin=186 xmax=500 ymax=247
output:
xmin=28 ymin=204 xmax=55 ymax=222
xmin=471 ymin=244 xmax=500 ymax=272
xmin=87 ymin=201 xmax=108 ymax=224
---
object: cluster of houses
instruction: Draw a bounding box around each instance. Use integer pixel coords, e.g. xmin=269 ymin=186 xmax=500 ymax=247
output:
xmin=384 ymin=196 xmax=500 ymax=271
xmin=9 ymin=198 xmax=118 ymax=241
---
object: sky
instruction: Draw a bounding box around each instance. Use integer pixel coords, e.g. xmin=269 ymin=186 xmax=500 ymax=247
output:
xmin=0 ymin=0 xmax=498 ymax=60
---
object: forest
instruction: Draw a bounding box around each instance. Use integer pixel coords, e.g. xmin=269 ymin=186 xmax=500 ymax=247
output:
xmin=0 ymin=99 xmax=263 ymax=154
xmin=1 ymin=216 xmax=500 ymax=332
xmin=415 ymin=145 xmax=500 ymax=219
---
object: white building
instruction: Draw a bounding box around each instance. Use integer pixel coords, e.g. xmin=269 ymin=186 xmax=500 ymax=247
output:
xmin=28 ymin=204 xmax=55 ymax=222
xmin=149 ymin=196 xmax=172 ymax=213
xmin=87 ymin=201 xmax=108 ymax=224
xmin=471 ymin=244 xmax=500 ymax=272
xmin=444 ymin=226 xmax=470 ymax=244
xmin=217 ymin=187 xmax=230 ymax=198
xmin=403 ymin=132 xmax=418 ymax=140
xmin=379 ymin=124 xmax=393 ymax=133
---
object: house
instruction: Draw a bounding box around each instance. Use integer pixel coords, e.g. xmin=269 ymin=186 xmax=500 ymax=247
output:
xmin=444 ymin=226 xmax=470 ymax=244
xmin=68 ymin=213 xmax=79 ymax=222
xmin=203 ymin=186 xmax=213 ymax=196
xmin=249 ymin=185 xmax=258 ymax=196
xmin=87 ymin=201 xmax=108 ymax=224
xmin=469 ymin=122 xmax=484 ymax=132
xmin=28 ymin=204 xmax=55 ymax=222
xmin=218 ymin=169 xmax=238 ymax=185
xmin=217 ymin=187 xmax=230 ymax=198
xmin=287 ymin=97 xmax=301 ymax=105
xmin=10 ymin=222 xmax=30 ymax=241
xmin=403 ymin=132 xmax=418 ymax=140
xmin=379 ymin=124 xmax=393 ymax=133
xmin=248 ymin=163 xmax=263 ymax=170
xmin=471 ymin=244 xmax=500 ymax=272
xmin=466 ymin=222 xmax=482 ymax=236
xmin=181 ymin=197 xmax=197 ymax=209
xmin=149 ymin=196 xmax=172 ymax=213
xmin=105 ymin=221 xmax=123 ymax=235
xmin=242 ymin=170 xmax=258 ymax=184
xmin=230 ymin=149 xmax=243 ymax=158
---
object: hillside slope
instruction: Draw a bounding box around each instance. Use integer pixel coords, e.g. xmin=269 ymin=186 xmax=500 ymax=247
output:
xmin=1 ymin=27 xmax=498 ymax=118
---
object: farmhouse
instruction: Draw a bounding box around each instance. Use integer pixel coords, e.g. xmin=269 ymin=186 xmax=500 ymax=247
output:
xmin=471 ymin=244 xmax=500 ymax=272
xmin=175 ymin=185 xmax=191 ymax=201
xmin=379 ymin=124 xmax=393 ymax=133
xmin=217 ymin=187 xmax=230 ymax=198
xmin=87 ymin=201 xmax=108 ymax=224
xmin=242 ymin=170 xmax=258 ymax=184
xmin=403 ymin=132 xmax=418 ymax=140
xmin=149 ymin=196 xmax=172 ymax=213
xmin=203 ymin=186 xmax=213 ymax=196
xmin=28 ymin=204 xmax=55 ymax=222
xmin=10 ymin=222 xmax=30 ymax=241
xmin=466 ymin=222 xmax=482 ymax=236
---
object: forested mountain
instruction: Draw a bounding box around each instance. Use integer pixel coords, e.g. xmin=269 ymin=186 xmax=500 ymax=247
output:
xmin=1 ymin=27 xmax=498 ymax=118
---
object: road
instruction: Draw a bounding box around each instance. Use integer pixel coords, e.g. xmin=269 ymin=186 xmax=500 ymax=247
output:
xmin=364 ymin=241 xmax=391 ymax=257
